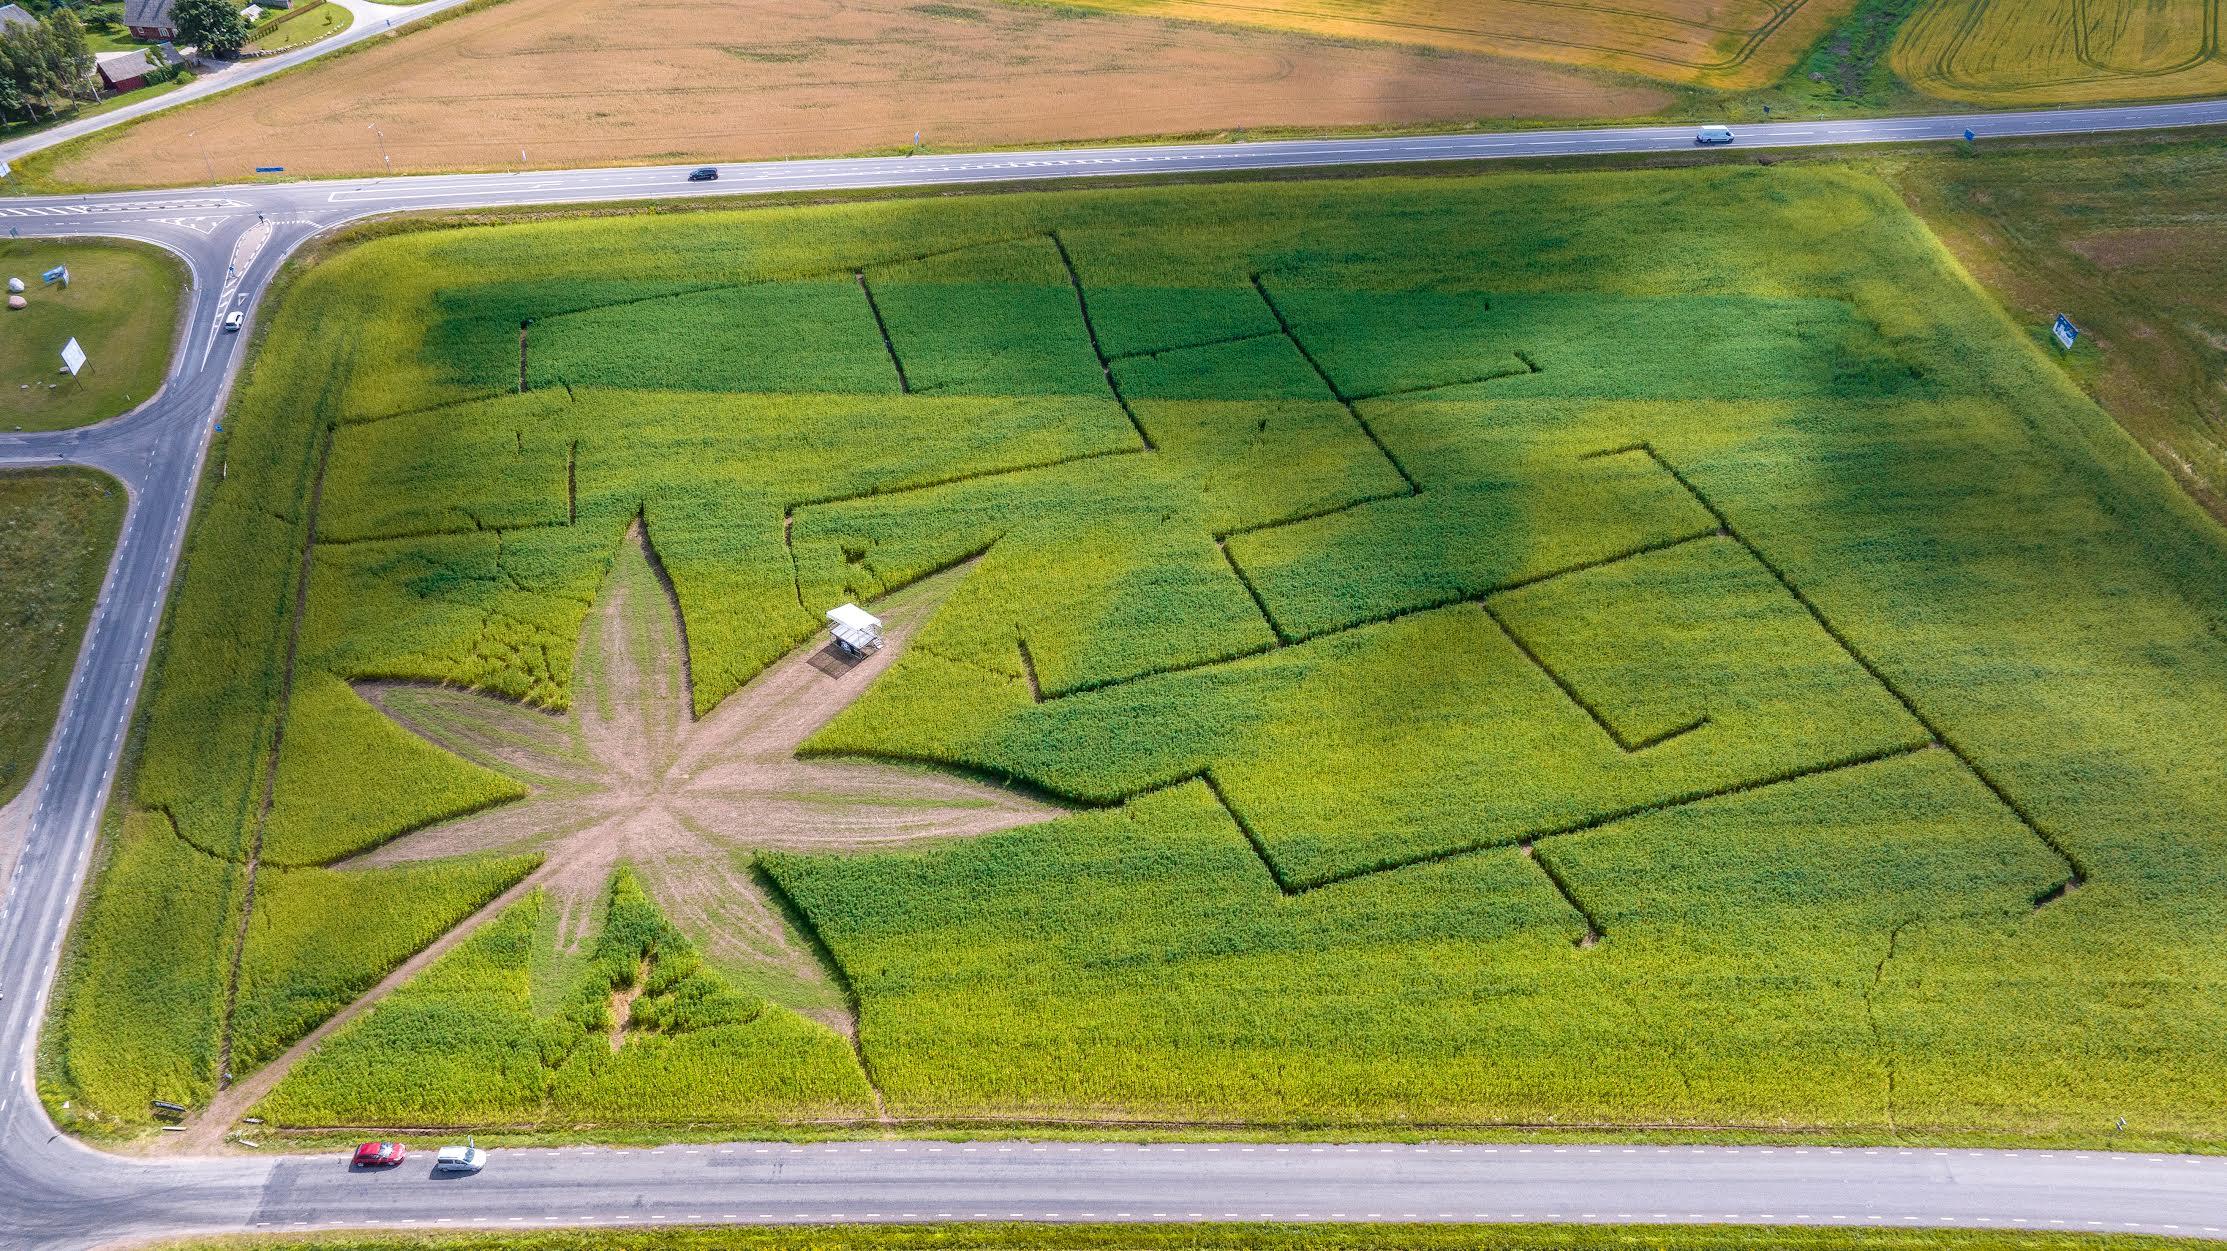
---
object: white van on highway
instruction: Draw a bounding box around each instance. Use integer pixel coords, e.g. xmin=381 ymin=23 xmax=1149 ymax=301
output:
xmin=1695 ymin=125 xmax=1736 ymax=145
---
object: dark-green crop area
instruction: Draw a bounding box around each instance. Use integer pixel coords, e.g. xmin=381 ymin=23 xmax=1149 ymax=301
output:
xmin=51 ymin=164 xmax=2227 ymax=1145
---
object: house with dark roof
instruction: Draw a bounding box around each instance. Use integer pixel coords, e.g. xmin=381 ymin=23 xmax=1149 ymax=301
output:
xmin=94 ymin=48 xmax=156 ymax=90
xmin=0 ymin=4 xmax=39 ymax=34
xmin=92 ymin=43 xmax=179 ymax=91
xmin=123 ymin=0 xmax=175 ymax=41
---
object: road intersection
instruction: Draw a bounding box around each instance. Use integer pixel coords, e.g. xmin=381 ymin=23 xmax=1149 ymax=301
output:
xmin=4 ymin=99 xmax=2227 ymax=1251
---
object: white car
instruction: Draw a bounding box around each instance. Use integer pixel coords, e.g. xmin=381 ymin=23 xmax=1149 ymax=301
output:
xmin=433 ymin=1144 xmax=488 ymax=1173
xmin=222 ymin=311 xmax=244 ymax=333
xmin=1695 ymin=125 xmax=1735 ymax=145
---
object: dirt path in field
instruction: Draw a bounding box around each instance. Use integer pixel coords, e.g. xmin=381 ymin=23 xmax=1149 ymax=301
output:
xmin=164 ymin=524 xmax=1055 ymax=1150
xmin=48 ymin=0 xmax=1669 ymax=187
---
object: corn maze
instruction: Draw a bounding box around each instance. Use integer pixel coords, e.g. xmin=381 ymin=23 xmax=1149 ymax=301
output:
xmin=45 ymin=166 xmax=2227 ymax=1141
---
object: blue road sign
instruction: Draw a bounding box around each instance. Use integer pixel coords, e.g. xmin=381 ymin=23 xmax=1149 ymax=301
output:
xmin=255 ymin=166 xmax=285 ymax=173
xmin=41 ymin=265 xmax=66 ymax=284
xmin=1963 ymin=128 xmax=1976 ymax=142
xmin=2052 ymin=314 xmax=2079 ymax=350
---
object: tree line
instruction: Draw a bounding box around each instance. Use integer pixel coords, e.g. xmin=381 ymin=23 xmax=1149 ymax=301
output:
xmin=0 ymin=7 xmax=95 ymax=123
xmin=0 ymin=2 xmax=195 ymax=124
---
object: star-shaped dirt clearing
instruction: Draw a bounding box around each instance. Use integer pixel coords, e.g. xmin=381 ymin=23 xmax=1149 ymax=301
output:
xmin=347 ymin=523 xmax=1060 ymax=1033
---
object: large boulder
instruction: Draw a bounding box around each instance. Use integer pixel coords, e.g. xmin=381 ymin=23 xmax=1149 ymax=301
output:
xmin=6 ymin=295 xmax=25 ymax=310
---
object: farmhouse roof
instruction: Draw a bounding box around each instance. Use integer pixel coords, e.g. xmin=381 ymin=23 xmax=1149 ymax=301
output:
xmin=95 ymin=48 xmax=155 ymax=78
xmin=0 ymin=4 xmax=36 ymax=32
xmin=123 ymin=0 xmax=173 ymax=27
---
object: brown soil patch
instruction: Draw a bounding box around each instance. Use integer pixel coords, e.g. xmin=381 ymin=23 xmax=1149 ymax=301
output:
xmin=607 ymin=965 xmax=648 ymax=1051
xmin=46 ymin=0 xmax=1669 ymax=188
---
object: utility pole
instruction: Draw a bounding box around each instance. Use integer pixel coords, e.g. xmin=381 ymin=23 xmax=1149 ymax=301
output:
xmin=188 ymin=129 xmax=215 ymax=181
xmin=367 ymin=122 xmax=391 ymax=174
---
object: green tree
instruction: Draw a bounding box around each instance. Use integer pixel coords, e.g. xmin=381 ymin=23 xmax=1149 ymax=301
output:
xmin=171 ymin=0 xmax=246 ymax=56
xmin=45 ymin=9 xmax=92 ymax=103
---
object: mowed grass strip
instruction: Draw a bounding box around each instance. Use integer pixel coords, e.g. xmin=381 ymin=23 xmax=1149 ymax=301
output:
xmin=0 ymin=239 xmax=185 ymax=431
xmin=0 ymin=468 xmax=123 ymax=805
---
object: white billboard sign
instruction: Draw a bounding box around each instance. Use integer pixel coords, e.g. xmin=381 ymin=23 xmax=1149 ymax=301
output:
xmin=60 ymin=337 xmax=87 ymax=377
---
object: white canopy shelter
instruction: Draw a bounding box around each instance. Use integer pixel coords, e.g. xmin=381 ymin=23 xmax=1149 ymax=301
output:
xmin=826 ymin=603 xmax=884 ymax=656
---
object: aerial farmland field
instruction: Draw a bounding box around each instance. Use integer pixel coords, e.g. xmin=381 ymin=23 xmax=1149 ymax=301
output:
xmin=28 ymin=0 xmax=1667 ymax=190
xmin=1892 ymin=0 xmax=2227 ymax=104
xmin=1043 ymin=0 xmax=1856 ymax=87
xmin=45 ymin=163 xmax=2227 ymax=1147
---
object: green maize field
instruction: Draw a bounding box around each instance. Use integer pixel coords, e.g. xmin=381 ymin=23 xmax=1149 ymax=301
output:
xmin=51 ymin=161 xmax=2227 ymax=1144
xmin=256 ymin=869 xmax=873 ymax=1127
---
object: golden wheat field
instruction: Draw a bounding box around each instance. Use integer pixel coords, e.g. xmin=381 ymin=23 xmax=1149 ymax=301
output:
xmin=1894 ymin=0 xmax=2227 ymax=104
xmin=1041 ymin=0 xmax=1860 ymax=87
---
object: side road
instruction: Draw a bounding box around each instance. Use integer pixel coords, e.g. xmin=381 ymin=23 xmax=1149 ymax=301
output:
xmin=4 ymin=103 xmax=2227 ymax=1251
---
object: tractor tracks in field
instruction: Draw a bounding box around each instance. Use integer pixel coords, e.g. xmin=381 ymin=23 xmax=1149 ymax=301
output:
xmin=1911 ymin=0 xmax=2223 ymax=100
xmin=1138 ymin=0 xmax=1819 ymax=80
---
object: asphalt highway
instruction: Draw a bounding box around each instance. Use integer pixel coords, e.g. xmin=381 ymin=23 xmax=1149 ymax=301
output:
xmin=3 ymin=95 xmax=2227 ymax=1251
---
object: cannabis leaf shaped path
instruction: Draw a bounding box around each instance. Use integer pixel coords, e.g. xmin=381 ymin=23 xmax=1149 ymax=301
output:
xmin=181 ymin=527 xmax=1058 ymax=1147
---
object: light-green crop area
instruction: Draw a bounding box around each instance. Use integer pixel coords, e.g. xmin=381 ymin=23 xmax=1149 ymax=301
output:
xmin=259 ymin=868 xmax=872 ymax=1126
xmin=51 ymin=164 xmax=2227 ymax=1144
xmin=0 ymin=467 xmax=123 ymax=806
xmin=0 ymin=238 xmax=185 ymax=431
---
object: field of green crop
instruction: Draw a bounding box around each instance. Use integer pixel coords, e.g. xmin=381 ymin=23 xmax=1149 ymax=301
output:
xmin=258 ymin=869 xmax=873 ymax=1127
xmin=54 ymin=161 xmax=2227 ymax=1144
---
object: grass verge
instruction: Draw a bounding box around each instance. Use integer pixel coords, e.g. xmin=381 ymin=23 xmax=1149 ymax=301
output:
xmin=153 ymin=1222 xmax=2227 ymax=1251
xmin=0 ymin=237 xmax=187 ymax=430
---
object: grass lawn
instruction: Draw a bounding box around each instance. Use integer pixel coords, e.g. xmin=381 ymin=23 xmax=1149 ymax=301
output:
xmin=153 ymin=1225 xmax=2227 ymax=1251
xmin=48 ymin=162 xmax=2227 ymax=1147
xmin=0 ymin=238 xmax=185 ymax=431
xmin=0 ymin=468 xmax=124 ymax=806
xmin=1881 ymin=134 xmax=2227 ymax=523
xmin=247 ymin=0 xmax=352 ymax=53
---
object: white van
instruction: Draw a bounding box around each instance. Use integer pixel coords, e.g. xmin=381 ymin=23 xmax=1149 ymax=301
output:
xmin=1695 ymin=125 xmax=1736 ymax=145
xmin=434 ymin=1144 xmax=488 ymax=1173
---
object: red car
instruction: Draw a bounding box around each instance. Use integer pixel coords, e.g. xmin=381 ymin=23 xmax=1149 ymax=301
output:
xmin=353 ymin=1141 xmax=407 ymax=1168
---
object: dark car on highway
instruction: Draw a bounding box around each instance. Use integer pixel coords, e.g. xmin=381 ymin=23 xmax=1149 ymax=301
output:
xmin=353 ymin=1141 xmax=406 ymax=1168
xmin=688 ymin=167 xmax=719 ymax=181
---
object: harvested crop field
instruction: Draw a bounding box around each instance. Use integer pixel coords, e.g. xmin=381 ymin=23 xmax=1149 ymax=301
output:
xmin=1892 ymin=0 xmax=2227 ymax=105
xmin=36 ymin=0 xmax=1666 ymax=189
xmin=1053 ymin=0 xmax=1860 ymax=87
xmin=51 ymin=164 xmax=2227 ymax=1146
